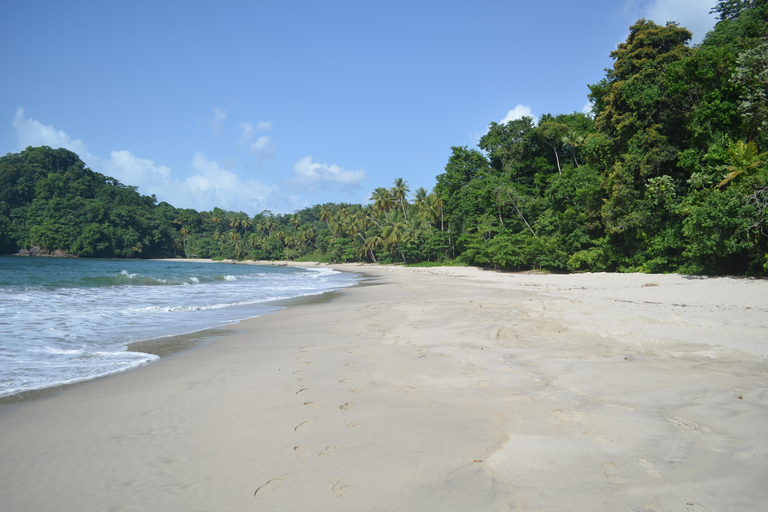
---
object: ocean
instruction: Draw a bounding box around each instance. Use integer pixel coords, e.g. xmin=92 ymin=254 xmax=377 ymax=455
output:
xmin=0 ymin=257 xmax=360 ymax=397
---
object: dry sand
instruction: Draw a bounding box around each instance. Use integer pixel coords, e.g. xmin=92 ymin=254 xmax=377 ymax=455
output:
xmin=1 ymin=264 xmax=766 ymax=511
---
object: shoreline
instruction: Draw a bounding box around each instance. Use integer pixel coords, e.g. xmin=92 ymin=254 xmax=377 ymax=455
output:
xmin=1 ymin=265 xmax=766 ymax=510
xmin=0 ymin=261 xmax=367 ymax=410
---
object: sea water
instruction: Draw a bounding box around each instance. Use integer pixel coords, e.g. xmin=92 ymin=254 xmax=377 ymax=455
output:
xmin=0 ymin=257 xmax=359 ymax=397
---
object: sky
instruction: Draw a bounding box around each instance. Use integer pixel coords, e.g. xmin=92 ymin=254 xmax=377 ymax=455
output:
xmin=1 ymin=0 xmax=718 ymax=216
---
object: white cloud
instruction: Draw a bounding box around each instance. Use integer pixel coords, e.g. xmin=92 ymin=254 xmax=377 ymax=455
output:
xmin=238 ymin=121 xmax=275 ymax=158
xmin=103 ymin=150 xmax=172 ymax=191
xmin=12 ymin=108 xmax=95 ymax=163
xmin=210 ymin=107 xmax=227 ymax=132
xmin=291 ymin=156 xmax=366 ymax=192
xmin=238 ymin=122 xmax=254 ymax=146
xmin=182 ymin=152 xmax=276 ymax=212
xmin=500 ymin=104 xmax=537 ymax=125
xmin=623 ymin=0 xmax=717 ymax=44
xmin=582 ymin=101 xmax=595 ymax=116
xmin=11 ymin=108 xmax=281 ymax=213
xmin=251 ymin=136 xmax=275 ymax=159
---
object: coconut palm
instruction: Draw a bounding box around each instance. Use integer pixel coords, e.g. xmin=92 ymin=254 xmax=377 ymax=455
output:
xmin=370 ymin=187 xmax=394 ymax=213
xmin=330 ymin=209 xmax=348 ymax=238
xmin=413 ymin=187 xmax=428 ymax=207
xmin=390 ymin=178 xmax=410 ymax=218
xmin=561 ymin=131 xmax=584 ymax=167
xmin=290 ymin=214 xmax=301 ymax=233
xmin=298 ymin=226 xmax=318 ymax=250
xmin=180 ymin=226 xmax=190 ymax=255
xmin=263 ymin=219 xmax=276 ymax=237
xmin=235 ymin=242 xmax=247 ymax=260
xmin=319 ymin=207 xmax=335 ymax=237
xmin=381 ymin=210 xmax=409 ymax=263
xmin=240 ymin=218 xmax=252 ymax=238
xmin=719 ymin=140 xmax=766 ymax=188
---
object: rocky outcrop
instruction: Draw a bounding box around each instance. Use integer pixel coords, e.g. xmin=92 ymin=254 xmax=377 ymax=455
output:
xmin=16 ymin=245 xmax=77 ymax=258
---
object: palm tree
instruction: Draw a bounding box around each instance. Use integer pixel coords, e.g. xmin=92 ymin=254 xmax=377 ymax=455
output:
xmin=391 ymin=178 xmax=410 ymax=218
xmin=212 ymin=230 xmax=224 ymax=251
xmin=330 ymin=209 xmax=348 ymax=238
xmin=719 ymin=140 xmax=766 ymax=188
xmin=319 ymin=207 xmax=335 ymax=237
xmin=229 ymin=218 xmax=240 ymax=231
xmin=240 ymin=218 xmax=252 ymax=238
xmin=290 ymin=214 xmax=301 ymax=233
xmin=561 ymin=131 xmax=584 ymax=168
xmin=381 ymin=210 xmax=409 ymax=263
xmin=413 ymin=187 xmax=428 ymax=206
xmin=274 ymin=230 xmax=285 ymax=250
xmin=180 ymin=227 xmax=190 ymax=256
xmin=235 ymin=242 xmax=247 ymax=260
xmin=423 ymin=193 xmax=445 ymax=231
xmin=348 ymin=212 xmax=379 ymax=263
xmin=370 ymin=187 xmax=394 ymax=213
xmin=264 ymin=219 xmax=276 ymax=237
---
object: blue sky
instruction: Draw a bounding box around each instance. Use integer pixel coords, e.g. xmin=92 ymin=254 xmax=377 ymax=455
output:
xmin=1 ymin=0 xmax=717 ymax=215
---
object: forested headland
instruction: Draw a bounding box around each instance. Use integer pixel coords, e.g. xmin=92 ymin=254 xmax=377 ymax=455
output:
xmin=2 ymin=0 xmax=767 ymax=274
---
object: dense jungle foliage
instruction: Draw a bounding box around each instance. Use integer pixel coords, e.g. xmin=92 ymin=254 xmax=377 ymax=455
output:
xmin=2 ymin=0 xmax=767 ymax=274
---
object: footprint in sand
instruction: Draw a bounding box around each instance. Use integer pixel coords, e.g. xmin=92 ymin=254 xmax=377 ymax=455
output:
xmin=553 ymin=409 xmax=584 ymax=422
xmin=303 ymin=401 xmax=317 ymax=408
xmin=331 ymin=478 xmax=349 ymax=496
xmin=602 ymin=462 xmax=626 ymax=484
xmin=684 ymin=502 xmax=712 ymax=511
xmin=254 ymin=477 xmax=284 ymax=497
xmin=350 ymin=388 xmax=363 ymax=394
xmin=352 ymin=368 xmax=361 ymax=373
xmin=319 ymin=444 xmax=339 ymax=459
xmin=345 ymin=362 xmax=353 ymax=367
xmin=638 ymin=458 xmax=662 ymax=479
xmin=295 ymin=377 xmax=308 ymax=383
xmin=339 ymin=402 xmax=355 ymax=412
xmin=346 ymin=421 xmax=360 ymax=429
xmin=293 ymin=369 xmax=306 ymax=374
xmin=303 ymin=361 xmax=314 ymax=365
xmin=296 ymin=387 xmax=310 ymax=395
xmin=339 ymin=377 xmax=352 ymax=383
xmin=293 ymin=445 xmax=310 ymax=461
xmin=294 ymin=421 xmax=312 ymax=432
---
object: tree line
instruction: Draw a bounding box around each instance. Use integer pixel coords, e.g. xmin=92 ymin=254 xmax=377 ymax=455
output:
xmin=1 ymin=0 xmax=766 ymax=274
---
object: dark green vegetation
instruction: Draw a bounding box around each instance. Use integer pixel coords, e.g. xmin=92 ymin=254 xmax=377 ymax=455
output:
xmin=2 ymin=1 xmax=767 ymax=274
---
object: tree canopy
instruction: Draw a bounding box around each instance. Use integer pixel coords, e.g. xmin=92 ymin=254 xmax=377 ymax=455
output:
xmin=3 ymin=1 xmax=767 ymax=275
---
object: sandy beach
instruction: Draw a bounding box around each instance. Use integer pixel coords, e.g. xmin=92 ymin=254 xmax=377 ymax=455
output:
xmin=1 ymin=264 xmax=767 ymax=511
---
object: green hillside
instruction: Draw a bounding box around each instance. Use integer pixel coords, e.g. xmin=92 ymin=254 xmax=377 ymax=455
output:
xmin=2 ymin=0 xmax=767 ymax=274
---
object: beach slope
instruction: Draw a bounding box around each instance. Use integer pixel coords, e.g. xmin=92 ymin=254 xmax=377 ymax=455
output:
xmin=1 ymin=265 xmax=766 ymax=511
